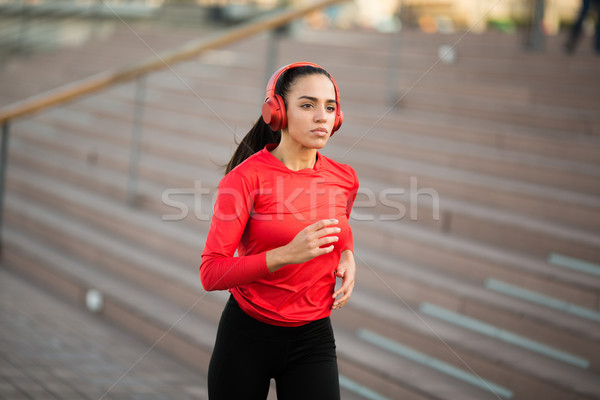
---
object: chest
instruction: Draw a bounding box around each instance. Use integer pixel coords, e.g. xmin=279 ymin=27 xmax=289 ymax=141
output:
xmin=243 ymin=173 xmax=353 ymax=250
xmin=252 ymin=174 xmax=350 ymax=220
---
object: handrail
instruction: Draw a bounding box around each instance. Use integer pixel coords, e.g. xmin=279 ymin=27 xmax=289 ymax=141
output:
xmin=0 ymin=0 xmax=346 ymax=124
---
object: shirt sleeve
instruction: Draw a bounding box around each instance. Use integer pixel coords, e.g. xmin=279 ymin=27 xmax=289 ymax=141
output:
xmin=200 ymin=170 xmax=270 ymax=291
xmin=342 ymin=167 xmax=359 ymax=253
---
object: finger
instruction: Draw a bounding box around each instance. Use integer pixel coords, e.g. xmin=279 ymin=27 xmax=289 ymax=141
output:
xmin=332 ymin=294 xmax=349 ymax=309
xmin=335 ymin=264 xmax=347 ymax=277
xmin=316 ymin=245 xmax=335 ymax=257
xmin=316 ymin=226 xmax=342 ymax=237
xmin=309 ymin=219 xmax=339 ymax=232
xmin=317 ymin=235 xmax=339 ymax=248
xmin=333 ymin=285 xmax=354 ymax=308
xmin=332 ymin=279 xmax=352 ymax=299
xmin=332 ymin=287 xmax=345 ymax=300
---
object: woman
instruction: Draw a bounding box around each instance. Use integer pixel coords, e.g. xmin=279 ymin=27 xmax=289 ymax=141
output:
xmin=565 ymin=0 xmax=600 ymax=54
xmin=200 ymin=62 xmax=358 ymax=400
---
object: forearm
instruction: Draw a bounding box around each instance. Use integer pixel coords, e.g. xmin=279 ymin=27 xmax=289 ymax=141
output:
xmin=266 ymin=219 xmax=341 ymax=273
xmin=200 ymin=253 xmax=269 ymax=291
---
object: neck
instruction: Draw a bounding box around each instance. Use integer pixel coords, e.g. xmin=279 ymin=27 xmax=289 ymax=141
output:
xmin=271 ymin=137 xmax=317 ymax=171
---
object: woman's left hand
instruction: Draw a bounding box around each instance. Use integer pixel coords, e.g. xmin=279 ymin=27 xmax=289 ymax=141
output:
xmin=332 ymin=250 xmax=356 ymax=310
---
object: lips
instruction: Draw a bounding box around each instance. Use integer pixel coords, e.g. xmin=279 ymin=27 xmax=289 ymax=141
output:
xmin=312 ymin=128 xmax=329 ymax=136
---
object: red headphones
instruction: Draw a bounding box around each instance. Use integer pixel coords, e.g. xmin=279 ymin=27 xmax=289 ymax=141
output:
xmin=261 ymin=62 xmax=343 ymax=134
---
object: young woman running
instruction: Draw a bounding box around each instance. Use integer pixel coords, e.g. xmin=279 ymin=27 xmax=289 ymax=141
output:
xmin=200 ymin=62 xmax=358 ymax=400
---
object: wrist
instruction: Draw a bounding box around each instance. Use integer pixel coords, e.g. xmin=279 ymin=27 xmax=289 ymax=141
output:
xmin=266 ymin=246 xmax=289 ymax=273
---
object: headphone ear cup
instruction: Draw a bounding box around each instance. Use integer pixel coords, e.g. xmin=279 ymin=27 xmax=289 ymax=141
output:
xmin=262 ymin=94 xmax=287 ymax=131
xmin=332 ymin=109 xmax=343 ymax=134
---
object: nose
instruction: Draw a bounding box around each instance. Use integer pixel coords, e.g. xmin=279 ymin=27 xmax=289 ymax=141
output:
xmin=314 ymin=105 xmax=328 ymax=122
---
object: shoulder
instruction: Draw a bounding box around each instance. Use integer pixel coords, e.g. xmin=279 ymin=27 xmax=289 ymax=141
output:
xmin=221 ymin=148 xmax=273 ymax=187
xmin=319 ymin=154 xmax=359 ymax=192
xmin=319 ymin=154 xmax=359 ymax=188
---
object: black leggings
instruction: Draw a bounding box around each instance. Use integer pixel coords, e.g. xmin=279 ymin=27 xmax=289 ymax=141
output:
xmin=208 ymin=295 xmax=340 ymax=400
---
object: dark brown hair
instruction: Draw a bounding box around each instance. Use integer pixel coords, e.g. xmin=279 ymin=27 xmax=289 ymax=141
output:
xmin=225 ymin=65 xmax=332 ymax=175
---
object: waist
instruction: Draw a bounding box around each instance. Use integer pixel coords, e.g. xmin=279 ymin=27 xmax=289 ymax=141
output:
xmin=223 ymin=294 xmax=332 ymax=340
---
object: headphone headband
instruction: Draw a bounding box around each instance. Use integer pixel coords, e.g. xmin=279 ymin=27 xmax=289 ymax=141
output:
xmin=262 ymin=61 xmax=343 ymax=134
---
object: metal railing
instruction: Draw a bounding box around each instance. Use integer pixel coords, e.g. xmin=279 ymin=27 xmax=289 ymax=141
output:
xmin=0 ymin=0 xmax=348 ymax=255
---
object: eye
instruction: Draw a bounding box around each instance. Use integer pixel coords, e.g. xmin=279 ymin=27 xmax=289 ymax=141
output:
xmin=301 ymin=103 xmax=314 ymax=109
xmin=327 ymin=105 xmax=336 ymax=112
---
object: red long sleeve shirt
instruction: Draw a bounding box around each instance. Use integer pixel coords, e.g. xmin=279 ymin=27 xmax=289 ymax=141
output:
xmin=200 ymin=144 xmax=358 ymax=326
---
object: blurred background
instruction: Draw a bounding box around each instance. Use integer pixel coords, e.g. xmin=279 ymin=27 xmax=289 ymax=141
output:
xmin=1 ymin=0 xmax=599 ymax=399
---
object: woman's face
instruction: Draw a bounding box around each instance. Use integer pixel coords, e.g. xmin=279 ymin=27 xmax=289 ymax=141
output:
xmin=283 ymin=74 xmax=337 ymax=150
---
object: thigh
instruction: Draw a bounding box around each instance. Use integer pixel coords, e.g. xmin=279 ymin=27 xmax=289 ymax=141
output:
xmin=275 ymin=355 xmax=340 ymax=400
xmin=275 ymin=320 xmax=340 ymax=400
xmin=208 ymin=303 xmax=272 ymax=400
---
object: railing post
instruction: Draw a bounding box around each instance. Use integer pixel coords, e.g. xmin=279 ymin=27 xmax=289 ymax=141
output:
xmin=16 ymin=2 xmax=30 ymax=54
xmin=265 ymin=30 xmax=279 ymax=87
xmin=0 ymin=121 xmax=10 ymax=258
xmin=527 ymin=0 xmax=545 ymax=52
xmin=387 ymin=29 xmax=402 ymax=106
xmin=264 ymin=25 xmax=287 ymax=88
xmin=127 ymin=74 xmax=147 ymax=207
xmin=264 ymin=0 xmax=291 ymax=87
xmin=92 ymin=0 xmax=105 ymax=35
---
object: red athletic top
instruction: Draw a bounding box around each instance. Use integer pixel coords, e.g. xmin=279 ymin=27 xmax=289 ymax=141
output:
xmin=200 ymin=143 xmax=359 ymax=326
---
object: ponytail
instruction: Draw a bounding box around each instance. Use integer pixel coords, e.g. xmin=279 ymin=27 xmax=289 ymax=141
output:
xmin=225 ymin=116 xmax=280 ymax=175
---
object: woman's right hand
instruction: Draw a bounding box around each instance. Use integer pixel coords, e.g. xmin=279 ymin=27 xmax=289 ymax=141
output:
xmin=266 ymin=219 xmax=340 ymax=273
